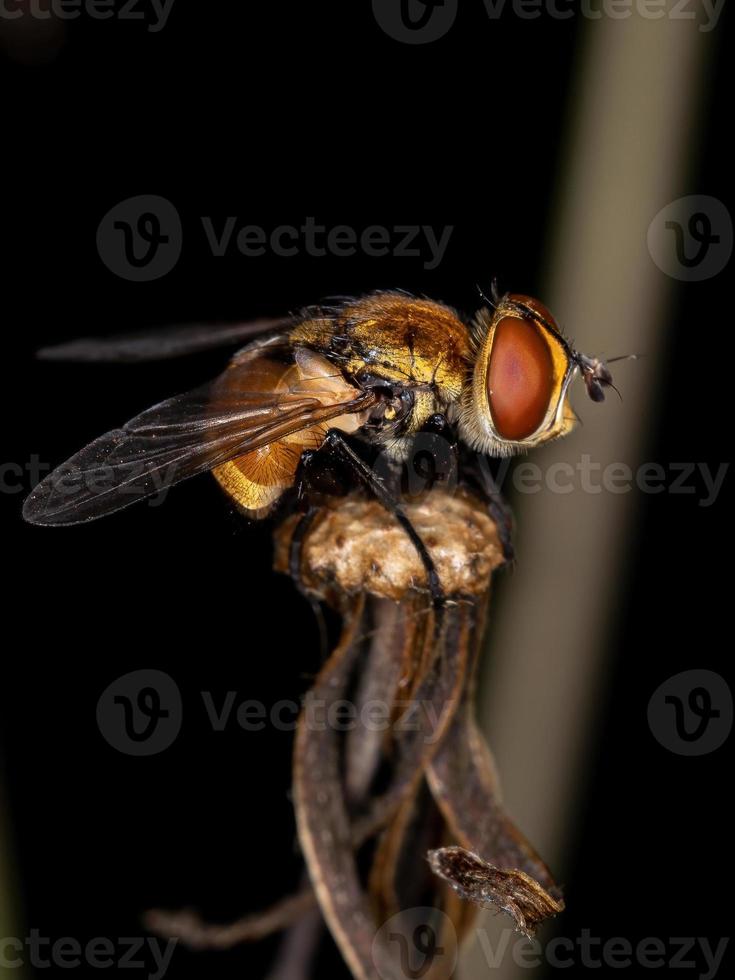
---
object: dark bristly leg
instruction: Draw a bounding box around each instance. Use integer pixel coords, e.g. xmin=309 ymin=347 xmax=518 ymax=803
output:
xmin=288 ymin=504 xmax=328 ymax=661
xmin=289 ymin=504 xmax=319 ymax=584
xmin=469 ymin=456 xmax=515 ymax=563
xmin=321 ymin=429 xmax=446 ymax=609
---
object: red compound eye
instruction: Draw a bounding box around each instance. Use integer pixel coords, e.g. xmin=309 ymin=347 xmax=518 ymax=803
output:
xmin=487 ymin=315 xmax=554 ymax=440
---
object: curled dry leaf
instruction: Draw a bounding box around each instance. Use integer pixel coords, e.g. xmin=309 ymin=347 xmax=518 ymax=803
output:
xmin=427 ymin=846 xmax=564 ymax=938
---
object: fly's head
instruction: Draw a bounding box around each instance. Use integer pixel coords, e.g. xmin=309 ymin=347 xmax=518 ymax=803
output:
xmin=459 ymin=292 xmax=617 ymax=456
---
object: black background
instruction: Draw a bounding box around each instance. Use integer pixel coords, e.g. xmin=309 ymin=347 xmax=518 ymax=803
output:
xmin=1 ymin=3 xmax=732 ymax=978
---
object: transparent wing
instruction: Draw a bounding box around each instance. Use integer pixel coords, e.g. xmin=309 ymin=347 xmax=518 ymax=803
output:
xmin=36 ymin=316 xmax=294 ymax=362
xmin=23 ymin=357 xmax=375 ymax=526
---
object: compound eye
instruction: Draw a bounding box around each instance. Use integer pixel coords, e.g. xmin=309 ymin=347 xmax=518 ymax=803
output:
xmin=487 ymin=316 xmax=555 ymax=440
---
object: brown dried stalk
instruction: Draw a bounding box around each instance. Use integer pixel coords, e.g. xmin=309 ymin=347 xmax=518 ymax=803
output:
xmin=147 ymin=489 xmax=564 ymax=978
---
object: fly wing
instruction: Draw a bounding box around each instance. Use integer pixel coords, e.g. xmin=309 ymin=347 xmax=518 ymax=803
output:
xmin=36 ymin=316 xmax=294 ymax=362
xmin=23 ymin=357 xmax=375 ymax=526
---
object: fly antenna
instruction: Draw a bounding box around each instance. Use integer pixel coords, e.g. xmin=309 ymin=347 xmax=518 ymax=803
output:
xmin=572 ymin=350 xmax=619 ymax=403
xmin=585 ymin=352 xmax=637 ymax=401
xmin=606 ymin=353 xmax=640 ymax=364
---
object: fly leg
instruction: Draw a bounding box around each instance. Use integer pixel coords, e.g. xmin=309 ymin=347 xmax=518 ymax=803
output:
xmin=320 ymin=429 xmax=446 ymax=608
xmin=287 ymin=504 xmax=330 ymax=660
xmin=288 ymin=503 xmax=319 ymax=586
xmin=465 ymin=455 xmax=515 ymax=563
xmin=289 ymin=446 xmax=357 ymax=658
xmin=290 ymin=440 xmax=353 ymax=587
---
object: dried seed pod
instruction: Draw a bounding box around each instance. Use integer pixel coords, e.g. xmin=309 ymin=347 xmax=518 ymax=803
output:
xmin=275 ymin=489 xmax=506 ymax=602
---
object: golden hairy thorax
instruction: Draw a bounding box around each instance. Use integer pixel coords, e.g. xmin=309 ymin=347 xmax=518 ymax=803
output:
xmin=290 ymin=293 xmax=472 ymax=402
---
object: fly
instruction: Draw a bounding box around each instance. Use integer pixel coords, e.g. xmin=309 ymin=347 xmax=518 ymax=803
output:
xmin=23 ymin=288 xmax=615 ymax=604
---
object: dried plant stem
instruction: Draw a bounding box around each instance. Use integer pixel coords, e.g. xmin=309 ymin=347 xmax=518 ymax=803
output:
xmin=146 ymin=491 xmax=564 ymax=978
